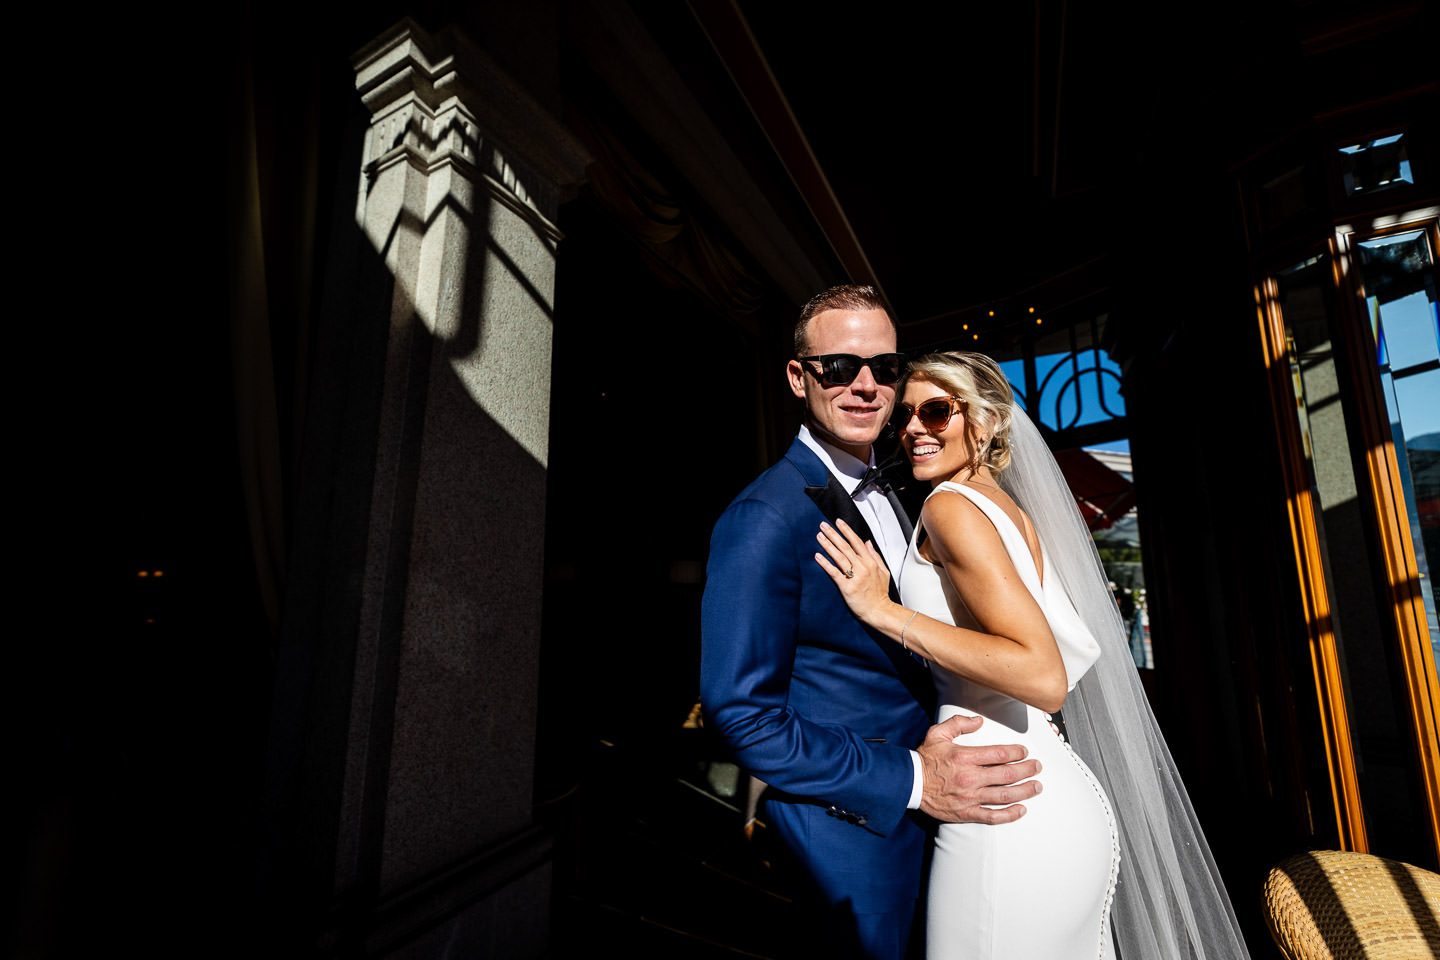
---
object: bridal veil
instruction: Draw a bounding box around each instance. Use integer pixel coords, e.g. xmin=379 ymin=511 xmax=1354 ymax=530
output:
xmin=1000 ymin=408 xmax=1251 ymax=960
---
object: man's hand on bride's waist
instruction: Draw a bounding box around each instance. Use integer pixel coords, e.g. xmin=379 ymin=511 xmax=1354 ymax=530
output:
xmin=917 ymin=713 xmax=1041 ymax=824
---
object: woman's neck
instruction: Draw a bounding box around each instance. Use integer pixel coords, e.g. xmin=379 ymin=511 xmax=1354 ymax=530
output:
xmin=934 ymin=465 xmax=998 ymax=489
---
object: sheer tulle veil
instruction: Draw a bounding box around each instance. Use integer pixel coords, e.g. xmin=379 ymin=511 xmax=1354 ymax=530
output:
xmin=999 ymin=408 xmax=1251 ymax=959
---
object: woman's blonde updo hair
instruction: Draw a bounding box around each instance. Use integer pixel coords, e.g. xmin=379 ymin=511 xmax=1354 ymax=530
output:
xmin=901 ymin=351 xmax=1016 ymax=475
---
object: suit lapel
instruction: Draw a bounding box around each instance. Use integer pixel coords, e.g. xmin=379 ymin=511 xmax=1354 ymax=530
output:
xmin=804 ymin=472 xmax=907 ymax=606
xmin=804 ymin=473 xmax=876 ymax=546
xmin=791 ymin=441 xmax=933 ymax=709
xmin=882 ymin=484 xmax=914 ymax=546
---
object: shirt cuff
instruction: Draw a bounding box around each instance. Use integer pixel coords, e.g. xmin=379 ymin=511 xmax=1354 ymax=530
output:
xmin=907 ymin=750 xmax=924 ymax=809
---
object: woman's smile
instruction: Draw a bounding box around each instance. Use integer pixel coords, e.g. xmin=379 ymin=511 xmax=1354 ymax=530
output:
xmin=898 ymin=379 xmax=977 ymax=486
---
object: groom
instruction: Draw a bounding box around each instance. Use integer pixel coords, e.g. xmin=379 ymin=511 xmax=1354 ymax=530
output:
xmin=701 ymin=285 xmax=1041 ymax=959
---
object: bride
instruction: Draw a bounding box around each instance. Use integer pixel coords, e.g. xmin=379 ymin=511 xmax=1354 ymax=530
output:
xmin=815 ymin=352 xmax=1249 ymax=960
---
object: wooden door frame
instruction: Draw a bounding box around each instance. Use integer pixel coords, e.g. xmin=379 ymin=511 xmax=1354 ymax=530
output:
xmin=1256 ymin=265 xmax=1369 ymax=850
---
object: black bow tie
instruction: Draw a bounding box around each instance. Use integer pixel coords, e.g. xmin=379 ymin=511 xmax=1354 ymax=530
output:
xmin=853 ymin=457 xmax=903 ymax=499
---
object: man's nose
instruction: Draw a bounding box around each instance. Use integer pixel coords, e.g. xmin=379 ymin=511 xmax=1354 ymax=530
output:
xmin=849 ymin=363 xmax=880 ymax=394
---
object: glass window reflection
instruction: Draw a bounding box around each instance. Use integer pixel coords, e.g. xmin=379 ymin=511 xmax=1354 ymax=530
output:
xmin=1357 ymin=230 xmax=1440 ymax=673
xmin=1338 ymin=134 xmax=1415 ymax=197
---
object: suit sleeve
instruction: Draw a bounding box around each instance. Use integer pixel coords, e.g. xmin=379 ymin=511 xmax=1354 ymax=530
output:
xmin=700 ymin=497 xmax=915 ymax=834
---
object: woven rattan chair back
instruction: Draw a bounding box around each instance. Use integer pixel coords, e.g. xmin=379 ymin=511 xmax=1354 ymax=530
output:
xmin=1263 ymin=849 xmax=1440 ymax=959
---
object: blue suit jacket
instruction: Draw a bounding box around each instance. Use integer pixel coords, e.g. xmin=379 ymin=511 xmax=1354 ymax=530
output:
xmin=700 ymin=438 xmax=934 ymax=912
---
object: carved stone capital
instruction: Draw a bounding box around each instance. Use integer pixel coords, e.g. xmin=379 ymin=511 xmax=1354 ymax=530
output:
xmin=353 ymin=18 xmax=591 ymax=223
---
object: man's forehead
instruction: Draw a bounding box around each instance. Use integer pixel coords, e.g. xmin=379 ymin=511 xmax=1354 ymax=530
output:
xmin=808 ymin=308 xmax=896 ymax=349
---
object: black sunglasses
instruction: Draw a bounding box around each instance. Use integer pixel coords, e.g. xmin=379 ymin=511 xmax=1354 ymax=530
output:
xmin=798 ymin=353 xmax=906 ymax=386
xmin=893 ymin=396 xmax=964 ymax=432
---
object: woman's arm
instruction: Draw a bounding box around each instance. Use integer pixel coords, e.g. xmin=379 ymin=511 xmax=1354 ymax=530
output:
xmin=815 ymin=495 xmax=1067 ymax=712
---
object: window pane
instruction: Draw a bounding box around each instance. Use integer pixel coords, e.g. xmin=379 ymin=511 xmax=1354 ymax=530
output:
xmin=998 ymin=357 xmax=1027 ymax=411
xmin=1033 ymin=347 xmax=1126 ymax=432
xmin=1086 ymin=447 xmax=1149 ymax=668
xmin=1276 ymin=253 xmax=1402 ymax=850
xmin=1357 ymin=230 xmax=1440 ymax=672
xmin=1338 ymin=133 xmax=1415 ymax=197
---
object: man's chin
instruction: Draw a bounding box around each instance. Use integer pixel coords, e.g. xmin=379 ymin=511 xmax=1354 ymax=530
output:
xmin=811 ymin=422 xmax=882 ymax=456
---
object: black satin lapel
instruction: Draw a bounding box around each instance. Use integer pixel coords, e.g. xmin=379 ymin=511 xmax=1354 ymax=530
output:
xmin=806 ymin=475 xmax=904 ymax=602
xmin=804 ymin=475 xmax=874 ymax=542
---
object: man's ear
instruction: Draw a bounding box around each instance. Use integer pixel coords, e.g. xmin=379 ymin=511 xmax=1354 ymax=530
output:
xmin=786 ymin=360 xmax=808 ymax=400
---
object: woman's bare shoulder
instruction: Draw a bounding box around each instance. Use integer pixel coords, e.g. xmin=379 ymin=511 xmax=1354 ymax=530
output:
xmin=920 ymin=488 xmax=1008 ymax=567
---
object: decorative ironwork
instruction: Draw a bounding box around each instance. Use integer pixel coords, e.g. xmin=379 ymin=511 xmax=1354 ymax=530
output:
xmin=1001 ymin=315 xmax=1126 ymax=439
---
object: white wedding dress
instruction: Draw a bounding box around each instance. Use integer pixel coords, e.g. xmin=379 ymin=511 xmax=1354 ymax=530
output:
xmin=901 ymin=481 xmax=1119 ymax=960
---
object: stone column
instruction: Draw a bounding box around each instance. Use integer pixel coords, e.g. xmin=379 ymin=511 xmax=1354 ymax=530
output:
xmin=335 ymin=19 xmax=589 ymax=957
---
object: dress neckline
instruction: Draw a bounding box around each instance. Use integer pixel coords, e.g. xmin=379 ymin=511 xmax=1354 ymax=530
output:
xmin=923 ymin=481 xmax=1046 ymax=589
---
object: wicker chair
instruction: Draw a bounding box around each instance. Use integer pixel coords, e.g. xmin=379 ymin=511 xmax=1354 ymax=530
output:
xmin=1264 ymin=850 xmax=1440 ymax=959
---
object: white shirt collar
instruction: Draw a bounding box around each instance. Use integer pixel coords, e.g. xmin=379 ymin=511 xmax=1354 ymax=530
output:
xmin=797 ymin=424 xmax=874 ymax=494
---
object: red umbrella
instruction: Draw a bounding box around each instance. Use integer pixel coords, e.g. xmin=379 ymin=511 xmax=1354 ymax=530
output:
xmin=1053 ymin=448 xmax=1136 ymax=531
